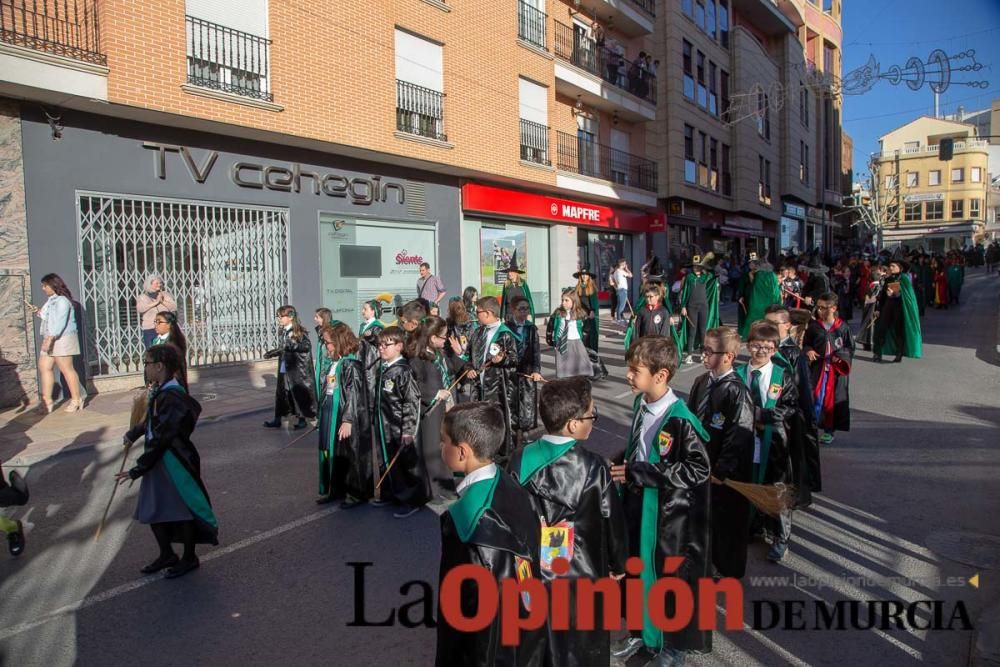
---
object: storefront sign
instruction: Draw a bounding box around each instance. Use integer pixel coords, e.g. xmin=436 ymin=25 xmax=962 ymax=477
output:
xmin=783 ymin=202 xmax=806 ymax=218
xmin=903 ymin=192 xmax=945 ymax=203
xmin=462 ymin=183 xmax=660 ymax=232
xmin=142 ymin=142 xmax=405 ymax=205
xmin=724 ymin=215 xmax=764 ymax=233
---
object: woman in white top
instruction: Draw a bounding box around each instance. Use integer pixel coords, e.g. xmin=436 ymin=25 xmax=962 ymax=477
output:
xmin=136 ymin=275 xmax=178 ymax=349
xmin=28 ymin=273 xmax=84 ymax=413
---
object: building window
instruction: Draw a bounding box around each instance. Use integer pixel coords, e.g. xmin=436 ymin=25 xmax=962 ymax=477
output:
xmin=698 ymin=131 xmax=709 ymax=187
xmin=719 ymin=0 xmax=729 ymax=48
xmin=903 ymin=141 xmax=920 ymax=152
xmin=684 ymin=125 xmax=696 ymax=183
xmin=971 ymin=198 xmax=981 ymax=217
xmin=696 ymin=51 xmax=707 ymax=109
xmin=721 ymin=143 xmax=732 ymax=195
xmin=710 ymin=138 xmax=719 ymax=192
xmin=682 ymin=0 xmax=693 ymax=17
xmin=951 ymin=199 xmax=964 ymax=219
xmin=517 ymin=0 xmax=547 ymax=50
xmin=905 ymin=172 xmax=918 ymax=187
xmin=695 ymin=0 xmax=706 ymax=31
xmin=682 ymin=41 xmax=694 ymax=100
xmin=756 ymin=91 xmax=770 ymax=139
xmin=823 ymin=42 xmax=835 ymax=74
xmin=800 ymin=85 xmax=809 ymax=127
xmin=929 ymin=170 xmax=941 ymax=186
xmin=800 ymin=141 xmax=809 ymax=184
xmin=185 ymin=12 xmax=272 ymax=101
xmin=925 ymin=200 xmax=943 ymax=221
xmin=904 ymin=202 xmax=921 ymax=222
xmin=706 ymin=0 xmax=716 ymax=38
xmin=708 ymin=62 xmax=718 ymax=116
xmin=395 ymin=29 xmax=446 ymax=141
xmin=951 ymin=168 xmax=964 ymax=183
xmin=720 ymin=70 xmax=730 ymax=120
xmin=971 ymin=167 xmax=983 ymax=182
xmin=885 ymin=174 xmax=897 ymax=189
xmin=519 ymin=77 xmax=549 ymax=165
xmin=759 ymin=155 xmax=771 ymax=205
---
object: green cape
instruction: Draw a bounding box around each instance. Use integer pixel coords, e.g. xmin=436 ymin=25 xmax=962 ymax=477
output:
xmin=738 ymin=271 xmax=781 ymax=338
xmin=676 ymin=272 xmax=720 ymax=352
xmin=879 ymin=273 xmax=923 ymax=359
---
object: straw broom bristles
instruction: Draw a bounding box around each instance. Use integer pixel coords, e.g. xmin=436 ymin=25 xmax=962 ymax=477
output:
xmin=720 ymin=479 xmax=796 ymax=517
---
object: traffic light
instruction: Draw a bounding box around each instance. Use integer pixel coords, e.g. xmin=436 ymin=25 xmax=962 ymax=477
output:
xmin=938 ymin=138 xmax=954 ymax=161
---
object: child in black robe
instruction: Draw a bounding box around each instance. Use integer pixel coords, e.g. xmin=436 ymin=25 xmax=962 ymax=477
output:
xmin=263 ymin=305 xmax=317 ymax=430
xmin=509 ymin=296 xmax=542 ymax=443
xmin=509 ymin=378 xmax=627 ymax=667
xmin=316 ymin=323 xmax=372 ymax=509
xmin=437 ymin=402 xmax=546 ymax=667
xmin=374 ymin=326 xmax=427 ymax=518
xmin=686 ymin=326 xmax=755 ymax=579
xmin=803 ymin=293 xmax=853 ymax=445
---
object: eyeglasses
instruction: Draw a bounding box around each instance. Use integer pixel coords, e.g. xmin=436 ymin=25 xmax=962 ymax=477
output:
xmin=575 ymin=407 xmax=599 ymax=423
xmin=378 ymin=341 xmax=401 ymax=348
xmin=701 ymin=348 xmax=724 ymax=357
xmin=476 ymin=310 xmax=489 ymax=315
xmin=154 ymin=320 xmax=168 ymax=325
xmin=748 ymin=344 xmax=776 ymax=353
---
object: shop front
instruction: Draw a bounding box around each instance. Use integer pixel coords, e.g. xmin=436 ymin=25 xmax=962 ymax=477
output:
xmin=721 ymin=215 xmax=773 ymax=262
xmin=882 ymin=221 xmax=982 ymax=254
xmin=461 ymin=183 xmax=663 ymax=317
xmin=18 ymin=108 xmax=460 ymax=384
xmin=780 ymin=202 xmax=806 ymax=255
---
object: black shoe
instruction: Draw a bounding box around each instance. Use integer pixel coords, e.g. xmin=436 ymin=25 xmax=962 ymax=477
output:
xmin=7 ymin=521 xmax=25 ymax=557
xmin=165 ymin=556 xmax=200 ymax=579
xmin=393 ymin=505 xmax=421 ymax=519
xmin=893 ymin=356 xmax=902 ymax=363
xmin=315 ymin=494 xmax=335 ymax=505
xmin=263 ymin=420 xmax=281 ymax=428
xmin=141 ymin=553 xmax=179 ymax=574
xmin=293 ymin=418 xmax=308 ymax=430
xmin=862 ymin=344 xmax=871 ymax=351
xmin=873 ymin=355 xmax=883 ymax=363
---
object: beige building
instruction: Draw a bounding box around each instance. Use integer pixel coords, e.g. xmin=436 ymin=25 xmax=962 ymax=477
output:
xmin=652 ymin=0 xmax=847 ymax=264
xmin=875 ymin=117 xmax=990 ymax=251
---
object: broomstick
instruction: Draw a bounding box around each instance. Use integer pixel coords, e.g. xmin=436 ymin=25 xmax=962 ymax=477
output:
xmin=280 ymin=425 xmax=319 ymax=450
xmin=712 ymin=477 xmax=797 ymax=517
xmin=521 ymin=373 xmax=548 ymax=383
xmin=95 ymin=385 xmax=150 ymax=541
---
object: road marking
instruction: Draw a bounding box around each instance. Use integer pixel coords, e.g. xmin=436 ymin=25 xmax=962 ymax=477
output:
xmin=614 ymin=390 xmax=634 ymax=399
xmin=0 ymin=505 xmax=342 ymax=641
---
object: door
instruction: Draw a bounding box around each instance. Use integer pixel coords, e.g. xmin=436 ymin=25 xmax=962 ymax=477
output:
xmin=610 ymin=128 xmax=630 ymax=186
xmin=572 ymin=19 xmax=595 ymax=73
xmin=577 ymin=115 xmax=599 ymax=178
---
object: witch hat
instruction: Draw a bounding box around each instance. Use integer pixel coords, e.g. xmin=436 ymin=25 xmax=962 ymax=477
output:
xmin=573 ymin=266 xmax=596 ymax=279
xmin=505 ymin=249 xmax=526 ymax=274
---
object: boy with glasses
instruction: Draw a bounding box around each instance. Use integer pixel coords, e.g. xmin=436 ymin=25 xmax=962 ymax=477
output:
xmin=737 ymin=322 xmax=799 ymax=562
xmin=803 ymin=293 xmax=853 ymax=446
xmin=374 ymin=326 xmax=427 ymax=518
xmin=686 ymin=326 xmax=756 ymax=578
xmin=509 ymin=377 xmax=627 ymax=667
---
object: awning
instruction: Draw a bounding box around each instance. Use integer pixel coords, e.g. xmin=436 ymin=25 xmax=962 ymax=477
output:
xmin=718 ymin=225 xmax=752 ymax=238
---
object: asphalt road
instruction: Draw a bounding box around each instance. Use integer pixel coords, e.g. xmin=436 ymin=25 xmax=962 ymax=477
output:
xmin=1 ymin=271 xmax=998 ymax=667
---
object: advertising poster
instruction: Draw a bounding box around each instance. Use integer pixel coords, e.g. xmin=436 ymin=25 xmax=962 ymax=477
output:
xmin=479 ymin=228 xmax=526 ymax=298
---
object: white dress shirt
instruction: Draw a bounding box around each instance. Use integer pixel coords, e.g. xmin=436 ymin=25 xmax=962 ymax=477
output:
xmin=456 ymin=463 xmax=498 ymax=495
xmin=481 ymin=321 xmax=501 ymax=363
xmin=635 ymin=389 xmax=678 ymax=462
xmin=540 ymin=434 xmax=575 ymax=445
xmin=564 ymin=318 xmax=582 ymax=341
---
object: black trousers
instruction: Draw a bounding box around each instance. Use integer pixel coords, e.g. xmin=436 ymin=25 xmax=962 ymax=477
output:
xmin=873 ymin=300 xmax=904 ymax=357
xmin=685 ymin=303 xmax=709 ymax=353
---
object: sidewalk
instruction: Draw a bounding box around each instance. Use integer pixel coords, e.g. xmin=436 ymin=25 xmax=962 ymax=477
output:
xmin=0 ymin=363 xmax=276 ymax=467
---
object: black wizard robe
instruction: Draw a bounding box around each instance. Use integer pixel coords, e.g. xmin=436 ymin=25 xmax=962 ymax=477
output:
xmin=125 ymin=384 xmax=219 ymax=546
xmin=358 ymin=319 xmax=385 ymax=412
xmin=686 ymin=371 xmax=755 ymax=578
xmin=374 ymin=359 xmax=429 ymax=506
xmin=466 ymin=323 xmax=520 ymax=460
xmin=775 ymin=340 xmax=822 ymax=508
xmin=410 ymin=351 xmax=464 ymax=498
xmin=508 ymin=438 xmax=628 ymax=667
xmin=734 ymin=362 xmax=798 ymax=488
xmin=436 ymin=470 xmax=546 ymax=667
xmin=266 ymin=327 xmax=317 ymax=420
xmin=317 ymin=355 xmax=372 ymax=500
xmin=620 ymin=397 xmax=712 ymax=653
xmin=511 ymin=319 xmax=540 ymax=432
xmin=857 ymin=278 xmax=882 ymax=349
xmin=803 ymin=318 xmax=853 ymax=433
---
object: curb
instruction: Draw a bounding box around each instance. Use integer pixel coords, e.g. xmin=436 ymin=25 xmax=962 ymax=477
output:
xmin=6 ymin=404 xmax=272 ymax=468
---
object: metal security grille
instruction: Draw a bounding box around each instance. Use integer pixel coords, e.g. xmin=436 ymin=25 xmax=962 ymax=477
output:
xmin=77 ymin=192 xmax=289 ymax=377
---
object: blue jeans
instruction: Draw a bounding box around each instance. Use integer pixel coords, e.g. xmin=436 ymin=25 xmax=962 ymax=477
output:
xmin=615 ymin=288 xmax=629 ymax=320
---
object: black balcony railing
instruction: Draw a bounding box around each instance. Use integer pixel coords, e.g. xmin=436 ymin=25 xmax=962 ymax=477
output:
xmin=556 ymin=131 xmax=657 ymax=192
xmin=553 ymin=21 xmax=656 ymax=105
xmin=186 ymin=15 xmax=272 ymax=101
xmin=629 ymin=0 xmax=656 ymax=16
xmin=0 ymin=0 xmax=105 ymax=65
xmin=397 ymin=79 xmax=446 ymax=142
xmin=520 ymin=118 xmax=550 ymax=166
xmin=517 ymin=0 xmax=546 ymax=50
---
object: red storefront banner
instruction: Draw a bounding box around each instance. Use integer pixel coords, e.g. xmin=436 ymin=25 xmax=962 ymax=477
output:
xmin=462 ymin=183 xmax=665 ymax=233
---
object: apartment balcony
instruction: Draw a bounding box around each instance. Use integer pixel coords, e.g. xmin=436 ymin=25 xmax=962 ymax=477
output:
xmin=553 ymin=20 xmax=655 ymax=123
xmin=520 ymin=118 xmax=551 ymax=166
xmin=0 ymin=0 xmax=108 ymax=101
xmin=876 ymin=139 xmax=989 ymax=160
xmin=396 ymin=79 xmax=446 ymax=142
xmin=555 ymin=130 xmax=658 ymax=206
xmin=185 ymin=15 xmax=272 ymax=102
xmin=589 ymin=0 xmax=655 ymax=37
xmin=730 ymin=0 xmax=796 ymax=35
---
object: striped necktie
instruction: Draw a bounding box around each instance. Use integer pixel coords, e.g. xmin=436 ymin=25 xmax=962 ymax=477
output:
xmin=628 ymin=404 xmax=653 ymax=460
xmin=750 ymin=369 xmax=763 ymax=408
xmin=558 ymin=320 xmax=569 ymax=354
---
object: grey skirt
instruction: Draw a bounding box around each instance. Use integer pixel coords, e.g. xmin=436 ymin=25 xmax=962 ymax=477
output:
xmin=134 ymin=460 xmax=194 ymax=524
xmin=556 ymin=338 xmax=593 ymax=378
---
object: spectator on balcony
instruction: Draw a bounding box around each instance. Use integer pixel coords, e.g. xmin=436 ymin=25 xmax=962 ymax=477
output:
xmin=417 ymin=262 xmax=447 ymax=307
xmin=592 ymin=21 xmax=605 ymax=50
xmin=137 ymin=275 xmax=178 ymax=349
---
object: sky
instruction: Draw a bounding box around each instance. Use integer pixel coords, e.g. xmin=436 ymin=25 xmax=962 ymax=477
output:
xmin=841 ymin=0 xmax=1000 ymax=183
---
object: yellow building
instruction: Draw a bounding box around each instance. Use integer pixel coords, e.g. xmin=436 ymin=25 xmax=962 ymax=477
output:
xmin=876 ymin=117 xmax=990 ymax=252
